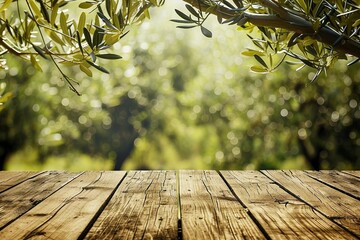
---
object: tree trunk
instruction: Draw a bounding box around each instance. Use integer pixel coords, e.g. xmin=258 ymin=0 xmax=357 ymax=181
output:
xmin=297 ymin=137 xmax=321 ymax=170
xmin=113 ymin=136 xmax=137 ymax=170
xmin=0 ymin=150 xmax=9 ymax=170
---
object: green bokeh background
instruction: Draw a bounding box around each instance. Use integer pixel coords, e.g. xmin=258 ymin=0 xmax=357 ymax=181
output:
xmin=1 ymin=2 xmax=359 ymax=170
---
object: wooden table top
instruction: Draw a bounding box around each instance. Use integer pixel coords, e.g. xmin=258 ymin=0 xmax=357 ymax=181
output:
xmin=0 ymin=170 xmax=359 ymax=239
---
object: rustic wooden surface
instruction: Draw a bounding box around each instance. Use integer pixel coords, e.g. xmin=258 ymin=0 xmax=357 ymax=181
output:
xmin=0 ymin=170 xmax=359 ymax=240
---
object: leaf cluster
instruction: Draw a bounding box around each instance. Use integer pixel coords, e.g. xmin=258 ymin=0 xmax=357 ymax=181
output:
xmin=171 ymin=4 xmax=213 ymax=38
xmin=0 ymin=0 xmax=163 ymax=94
xmin=173 ymin=0 xmax=360 ymax=81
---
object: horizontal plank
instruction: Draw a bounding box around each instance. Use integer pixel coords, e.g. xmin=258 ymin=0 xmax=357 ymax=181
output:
xmin=342 ymin=171 xmax=360 ymax=178
xmin=180 ymin=170 xmax=264 ymax=239
xmin=0 ymin=171 xmax=41 ymax=193
xmin=0 ymin=171 xmax=126 ymax=239
xmin=263 ymin=170 xmax=360 ymax=236
xmin=0 ymin=171 xmax=80 ymax=230
xmin=85 ymin=171 xmax=178 ymax=240
xmin=222 ymin=170 xmax=356 ymax=240
xmin=306 ymin=170 xmax=360 ymax=200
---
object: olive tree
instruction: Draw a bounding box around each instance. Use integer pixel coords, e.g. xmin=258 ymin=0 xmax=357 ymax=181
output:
xmin=0 ymin=0 xmax=359 ymax=96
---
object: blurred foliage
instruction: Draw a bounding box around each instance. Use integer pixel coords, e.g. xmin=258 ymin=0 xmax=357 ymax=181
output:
xmin=0 ymin=2 xmax=359 ymax=170
xmin=0 ymin=0 xmax=359 ymax=98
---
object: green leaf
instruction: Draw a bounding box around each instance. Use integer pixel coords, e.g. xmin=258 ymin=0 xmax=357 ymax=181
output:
xmin=200 ymin=26 xmax=212 ymax=38
xmin=0 ymin=0 xmax=13 ymax=13
xmin=185 ymin=4 xmax=199 ymax=18
xmin=86 ymin=60 xmax=110 ymax=74
xmin=80 ymin=63 xmax=93 ymax=77
xmin=170 ymin=19 xmax=193 ymax=24
xmin=297 ymin=0 xmax=307 ymax=13
xmin=38 ymin=0 xmax=50 ymax=22
xmin=60 ymin=12 xmax=69 ymax=36
xmin=93 ymin=28 xmax=101 ymax=48
xmin=217 ymin=15 xmax=222 ymax=24
xmin=242 ymin=50 xmax=265 ymax=57
xmin=76 ymin=31 xmax=84 ymax=54
xmin=79 ymin=1 xmax=96 ymax=9
xmin=30 ymin=55 xmax=42 ymax=72
xmin=247 ymin=34 xmax=264 ymax=50
xmin=29 ymin=0 xmax=42 ymax=17
xmin=97 ymin=11 xmax=117 ymax=30
xmin=33 ymin=45 xmax=48 ymax=59
xmin=96 ymin=54 xmax=122 ymax=59
xmin=299 ymin=58 xmax=316 ymax=68
xmin=175 ymin=9 xmax=192 ymax=21
xmin=176 ymin=25 xmax=197 ymax=29
xmin=78 ymin=12 xmax=86 ymax=37
xmin=250 ymin=65 xmax=268 ymax=73
xmin=254 ymin=55 xmax=268 ymax=68
xmin=50 ymin=3 xmax=59 ymax=26
xmin=105 ymin=0 xmax=112 ymax=16
xmin=83 ymin=27 xmax=93 ymax=48
xmin=48 ymin=31 xmax=65 ymax=45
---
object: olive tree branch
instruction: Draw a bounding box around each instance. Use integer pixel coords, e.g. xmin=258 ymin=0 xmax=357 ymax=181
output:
xmin=24 ymin=0 xmax=81 ymax=95
xmin=182 ymin=0 xmax=360 ymax=58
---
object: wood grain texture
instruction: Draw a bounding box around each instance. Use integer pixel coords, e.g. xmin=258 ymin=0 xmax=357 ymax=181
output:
xmin=0 ymin=171 xmax=41 ymax=193
xmin=0 ymin=170 xmax=358 ymax=239
xmin=0 ymin=171 xmax=126 ymax=240
xmin=306 ymin=170 xmax=360 ymax=200
xmin=180 ymin=170 xmax=264 ymax=240
xmin=263 ymin=170 xmax=360 ymax=236
xmin=221 ymin=170 xmax=356 ymax=240
xmin=342 ymin=171 xmax=360 ymax=178
xmin=85 ymin=171 xmax=178 ymax=240
xmin=0 ymin=171 xmax=80 ymax=230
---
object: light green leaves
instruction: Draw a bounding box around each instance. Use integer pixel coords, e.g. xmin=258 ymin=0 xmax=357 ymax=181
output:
xmin=0 ymin=0 xmax=158 ymax=94
xmin=79 ymin=1 xmax=98 ymax=9
xmin=0 ymin=0 xmax=12 ymax=13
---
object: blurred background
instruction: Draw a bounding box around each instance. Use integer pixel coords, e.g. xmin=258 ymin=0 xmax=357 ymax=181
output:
xmin=0 ymin=2 xmax=359 ymax=171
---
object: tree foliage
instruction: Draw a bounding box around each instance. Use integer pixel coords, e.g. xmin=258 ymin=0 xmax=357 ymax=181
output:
xmin=0 ymin=0 xmax=164 ymax=95
xmin=0 ymin=1 xmax=359 ymax=170
xmin=175 ymin=0 xmax=360 ymax=79
xmin=0 ymin=0 xmax=359 ymax=96
xmin=1 ymin=5 xmax=359 ymax=171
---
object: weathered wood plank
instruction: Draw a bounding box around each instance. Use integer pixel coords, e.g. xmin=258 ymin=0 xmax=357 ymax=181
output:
xmin=0 ymin=171 xmax=42 ymax=193
xmin=263 ymin=170 xmax=360 ymax=236
xmin=85 ymin=171 xmax=178 ymax=240
xmin=342 ymin=171 xmax=360 ymax=178
xmin=180 ymin=170 xmax=264 ymax=240
xmin=0 ymin=171 xmax=80 ymax=230
xmin=0 ymin=171 xmax=126 ymax=240
xmin=306 ymin=170 xmax=360 ymax=200
xmin=221 ymin=170 xmax=356 ymax=240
